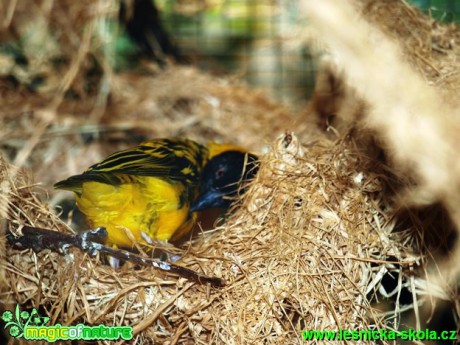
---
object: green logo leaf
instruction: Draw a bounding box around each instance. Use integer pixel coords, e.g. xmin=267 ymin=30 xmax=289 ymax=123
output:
xmin=1 ymin=305 xmax=49 ymax=338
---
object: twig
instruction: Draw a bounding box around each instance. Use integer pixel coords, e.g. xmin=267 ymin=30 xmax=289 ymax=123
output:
xmin=6 ymin=225 xmax=225 ymax=287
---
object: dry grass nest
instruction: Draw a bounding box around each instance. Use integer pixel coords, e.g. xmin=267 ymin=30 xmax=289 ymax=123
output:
xmin=1 ymin=0 xmax=460 ymax=344
xmin=1 ymin=133 xmax=423 ymax=344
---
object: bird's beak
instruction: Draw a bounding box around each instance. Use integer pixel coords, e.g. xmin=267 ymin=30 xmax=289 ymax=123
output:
xmin=190 ymin=190 xmax=224 ymax=212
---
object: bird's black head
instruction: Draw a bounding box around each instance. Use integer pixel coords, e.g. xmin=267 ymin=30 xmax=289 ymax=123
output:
xmin=190 ymin=151 xmax=259 ymax=212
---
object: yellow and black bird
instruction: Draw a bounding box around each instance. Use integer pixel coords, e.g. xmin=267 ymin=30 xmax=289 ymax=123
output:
xmin=54 ymin=138 xmax=258 ymax=249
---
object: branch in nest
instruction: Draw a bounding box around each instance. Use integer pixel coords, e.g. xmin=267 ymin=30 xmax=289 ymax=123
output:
xmin=6 ymin=225 xmax=225 ymax=287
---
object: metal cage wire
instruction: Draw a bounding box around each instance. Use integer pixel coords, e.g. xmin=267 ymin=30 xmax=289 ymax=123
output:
xmin=157 ymin=0 xmax=460 ymax=102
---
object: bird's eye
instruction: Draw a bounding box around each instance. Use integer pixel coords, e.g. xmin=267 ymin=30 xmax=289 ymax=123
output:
xmin=216 ymin=168 xmax=225 ymax=179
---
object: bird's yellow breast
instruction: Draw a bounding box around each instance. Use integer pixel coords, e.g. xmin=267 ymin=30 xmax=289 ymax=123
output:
xmin=75 ymin=176 xmax=194 ymax=247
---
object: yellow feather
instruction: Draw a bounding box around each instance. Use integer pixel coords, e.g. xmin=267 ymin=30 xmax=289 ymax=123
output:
xmin=74 ymin=177 xmax=192 ymax=247
xmin=207 ymin=142 xmax=247 ymax=158
xmin=55 ymin=138 xmax=255 ymax=249
xmin=55 ymin=138 xmax=207 ymax=248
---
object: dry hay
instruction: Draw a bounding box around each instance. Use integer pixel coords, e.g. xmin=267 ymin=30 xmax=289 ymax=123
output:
xmin=189 ymin=133 xmax=414 ymax=343
xmin=2 ymin=65 xmax=302 ymax=197
xmin=1 ymin=132 xmax=421 ymax=344
xmin=307 ymin=0 xmax=460 ymax=132
xmin=0 ymin=1 xmax=313 ymax=193
xmin=1 ymin=0 xmax=459 ymax=344
xmin=304 ymin=0 xmax=460 ymax=277
xmin=303 ymin=0 xmax=460 ymax=336
xmin=359 ymin=0 xmax=460 ymax=91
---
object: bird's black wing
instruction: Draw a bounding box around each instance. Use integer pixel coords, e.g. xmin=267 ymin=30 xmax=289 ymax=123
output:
xmin=54 ymin=138 xmax=208 ymax=193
